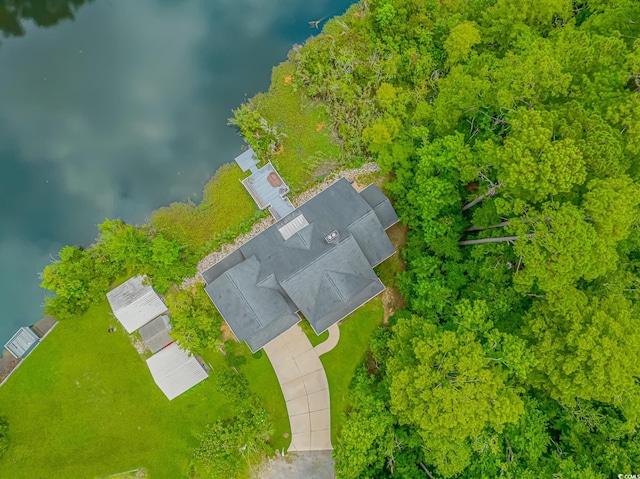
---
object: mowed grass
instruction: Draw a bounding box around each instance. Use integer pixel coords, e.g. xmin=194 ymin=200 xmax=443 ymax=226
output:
xmin=299 ymin=319 xmax=329 ymax=348
xmin=0 ymin=301 xmax=236 ymax=479
xmin=236 ymin=349 xmax=291 ymax=451
xmin=320 ymin=298 xmax=384 ymax=444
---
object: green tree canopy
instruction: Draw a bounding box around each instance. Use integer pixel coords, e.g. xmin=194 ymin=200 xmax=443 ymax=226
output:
xmin=525 ymin=291 xmax=640 ymax=423
xmin=387 ymin=316 xmax=524 ymax=477
xmin=165 ymin=284 xmax=222 ymax=352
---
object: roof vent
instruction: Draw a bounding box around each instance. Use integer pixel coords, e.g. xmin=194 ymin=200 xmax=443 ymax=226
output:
xmin=324 ymin=230 xmax=339 ymax=243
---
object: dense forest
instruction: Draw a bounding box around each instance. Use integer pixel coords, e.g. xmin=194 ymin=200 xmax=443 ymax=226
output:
xmin=272 ymin=0 xmax=639 ymax=477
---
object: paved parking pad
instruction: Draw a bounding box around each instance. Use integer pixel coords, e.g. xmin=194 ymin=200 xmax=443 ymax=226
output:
xmin=263 ymin=324 xmax=332 ymax=452
xmin=254 ymin=451 xmax=335 ymax=479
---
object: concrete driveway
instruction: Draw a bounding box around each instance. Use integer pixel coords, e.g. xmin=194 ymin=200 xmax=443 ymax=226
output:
xmin=263 ymin=324 xmax=332 ymax=451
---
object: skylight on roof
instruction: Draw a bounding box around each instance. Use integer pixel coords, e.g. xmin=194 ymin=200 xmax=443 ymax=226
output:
xmin=278 ymin=214 xmax=309 ymax=240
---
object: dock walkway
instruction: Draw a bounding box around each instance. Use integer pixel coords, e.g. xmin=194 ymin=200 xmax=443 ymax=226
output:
xmin=234 ymin=148 xmax=295 ymax=220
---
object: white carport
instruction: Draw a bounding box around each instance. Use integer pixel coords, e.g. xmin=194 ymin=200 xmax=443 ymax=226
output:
xmin=106 ymin=276 xmax=167 ymax=333
xmin=146 ymin=343 xmax=208 ymax=400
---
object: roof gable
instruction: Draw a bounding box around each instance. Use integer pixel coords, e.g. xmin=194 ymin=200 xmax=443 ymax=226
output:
xmin=280 ymin=235 xmax=384 ymax=333
xmin=205 ymin=256 xmax=300 ymax=352
xmin=348 ymin=209 xmax=396 ymax=267
xmin=313 ymin=270 xmax=379 ymax=320
xmin=282 ymin=222 xmax=315 ymax=251
xmin=359 ymin=184 xmax=399 ymax=229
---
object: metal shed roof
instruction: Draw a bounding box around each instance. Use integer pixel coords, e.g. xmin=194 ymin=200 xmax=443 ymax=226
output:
xmin=106 ymin=276 xmax=167 ymax=333
xmin=5 ymin=327 xmax=40 ymax=359
xmin=146 ymin=343 xmax=208 ymax=400
xmin=139 ymin=315 xmax=173 ymax=353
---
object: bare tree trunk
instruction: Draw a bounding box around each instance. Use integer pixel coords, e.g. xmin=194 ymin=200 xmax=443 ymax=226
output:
xmin=465 ymin=221 xmax=510 ymax=232
xmin=419 ymin=462 xmax=435 ymax=479
xmin=462 ymin=183 xmax=503 ymax=211
xmin=458 ymin=234 xmax=534 ymax=246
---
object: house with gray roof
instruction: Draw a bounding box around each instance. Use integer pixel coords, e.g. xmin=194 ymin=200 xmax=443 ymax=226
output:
xmin=203 ymin=178 xmax=398 ymax=352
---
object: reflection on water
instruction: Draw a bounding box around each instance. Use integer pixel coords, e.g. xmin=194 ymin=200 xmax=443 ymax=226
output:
xmin=0 ymin=0 xmax=354 ymax=342
xmin=0 ymin=0 xmax=93 ymax=38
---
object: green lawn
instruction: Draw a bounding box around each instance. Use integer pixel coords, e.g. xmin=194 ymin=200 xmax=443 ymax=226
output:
xmin=320 ymin=298 xmax=384 ymax=444
xmin=0 ymin=300 xmax=285 ymax=478
xmin=299 ymin=319 xmax=329 ymax=347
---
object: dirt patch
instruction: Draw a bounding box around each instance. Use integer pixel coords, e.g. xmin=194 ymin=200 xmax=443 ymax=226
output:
xmin=31 ymin=316 xmax=57 ymax=337
xmin=220 ymin=322 xmax=237 ymax=342
xmin=387 ymin=222 xmax=408 ymax=252
xmin=351 ymin=179 xmax=367 ymax=192
xmin=382 ymin=286 xmax=406 ymax=323
xmin=381 ymin=222 xmax=408 ymax=323
xmin=312 ymin=160 xmax=338 ymax=179
xmin=129 ymin=336 xmax=147 ymax=357
xmin=0 ymin=349 xmax=20 ymax=382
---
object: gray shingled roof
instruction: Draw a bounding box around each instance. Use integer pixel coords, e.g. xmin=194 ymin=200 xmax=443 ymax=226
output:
xmin=207 ymin=255 xmax=300 ymax=352
xmin=359 ymin=184 xmax=399 ymax=229
xmin=280 ymin=235 xmax=384 ymax=334
xmin=203 ymin=178 xmax=397 ymax=352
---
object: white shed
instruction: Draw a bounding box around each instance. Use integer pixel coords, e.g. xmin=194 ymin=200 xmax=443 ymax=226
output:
xmin=106 ymin=276 xmax=167 ymax=333
xmin=5 ymin=327 xmax=40 ymax=359
xmin=146 ymin=343 xmax=208 ymax=400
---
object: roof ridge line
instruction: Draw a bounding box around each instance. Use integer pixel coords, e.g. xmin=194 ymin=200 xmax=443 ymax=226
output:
xmin=280 ymin=233 xmax=354 ymax=282
xmin=225 ymin=271 xmax=264 ymax=327
xmin=346 ymin=208 xmax=377 ymax=229
xmin=324 ymin=271 xmax=347 ymax=302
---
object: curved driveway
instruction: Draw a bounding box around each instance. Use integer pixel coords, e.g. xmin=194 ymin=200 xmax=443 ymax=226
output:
xmin=263 ymin=324 xmax=338 ymax=452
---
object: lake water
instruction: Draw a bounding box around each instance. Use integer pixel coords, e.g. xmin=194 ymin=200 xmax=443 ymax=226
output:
xmin=0 ymin=0 xmax=353 ymax=345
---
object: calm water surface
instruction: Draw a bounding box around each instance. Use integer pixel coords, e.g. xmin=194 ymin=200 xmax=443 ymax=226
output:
xmin=0 ymin=0 xmax=353 ymax=344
